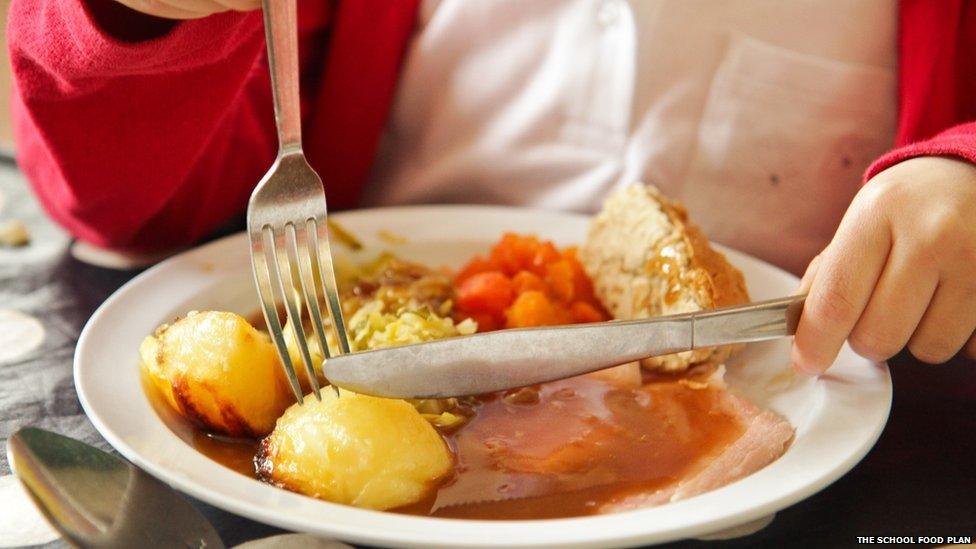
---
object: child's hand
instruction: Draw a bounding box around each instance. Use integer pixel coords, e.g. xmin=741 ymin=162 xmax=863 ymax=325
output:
xmin=113 ymin=0 xmax=260 ymax=19
xmin=792 ymin=156 xmax=976 ymax=373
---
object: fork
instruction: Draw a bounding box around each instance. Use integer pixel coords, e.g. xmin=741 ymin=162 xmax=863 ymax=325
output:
xmin=247 ymin=0 xmax=351 ymax=404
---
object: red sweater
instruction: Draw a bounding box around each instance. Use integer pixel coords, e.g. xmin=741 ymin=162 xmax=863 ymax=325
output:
xmin=8 ymin=0 xmax=976 ymax=251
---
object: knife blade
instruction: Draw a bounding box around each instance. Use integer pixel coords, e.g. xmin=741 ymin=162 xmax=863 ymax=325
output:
xmin=324 ymin=294 xmax=805 ymax=398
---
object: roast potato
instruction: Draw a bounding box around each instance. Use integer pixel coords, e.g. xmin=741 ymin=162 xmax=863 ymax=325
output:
xmin=256 ymin=390 xmax=453 ymax=510
xmin=140 ymin=311 xmax=294 ymax=437
xmin=283 ymin=318 xmax=326 ymax=390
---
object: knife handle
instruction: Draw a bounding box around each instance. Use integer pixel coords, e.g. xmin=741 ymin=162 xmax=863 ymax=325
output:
xmin=692 ymin=294 xmax=806 ymax=349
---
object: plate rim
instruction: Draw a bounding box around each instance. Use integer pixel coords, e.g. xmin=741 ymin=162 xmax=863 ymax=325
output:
xmin=75 ymin=205 xmax=892 ymax=548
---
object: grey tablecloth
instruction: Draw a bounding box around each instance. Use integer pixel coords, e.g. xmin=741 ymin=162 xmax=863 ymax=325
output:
xmin=0 ymin=162 xmax=283 ymax=548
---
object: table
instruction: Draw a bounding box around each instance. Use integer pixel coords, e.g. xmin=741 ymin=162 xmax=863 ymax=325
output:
xmin=0 ymin=162 xmax=973 ymax=548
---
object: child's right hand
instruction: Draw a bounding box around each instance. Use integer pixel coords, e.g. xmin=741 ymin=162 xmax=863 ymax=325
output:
xmin=113 ymin=0 xmax=260 ymax=19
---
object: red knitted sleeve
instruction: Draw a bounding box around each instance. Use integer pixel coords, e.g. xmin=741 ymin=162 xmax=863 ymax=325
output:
xmin=8 ymin=0 xmax=276 ymax=250
xmin=865 ymin=122 xmax=976 ymax=181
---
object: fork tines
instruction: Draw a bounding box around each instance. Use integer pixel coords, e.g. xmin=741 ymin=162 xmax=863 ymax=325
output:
xmin=250 ymin=215 xmax=350 ymax=404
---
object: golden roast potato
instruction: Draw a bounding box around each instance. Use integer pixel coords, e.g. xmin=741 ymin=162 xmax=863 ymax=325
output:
xmin=256 ymin=390 xmax=453 ymax=510
xmin=139 ymin=311 xmax=294 ymax=437
xmin=283 ymin=318 xmax=326 ymax=390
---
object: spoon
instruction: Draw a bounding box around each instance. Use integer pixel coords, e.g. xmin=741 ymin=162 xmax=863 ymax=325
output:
xmin=6 ymin=427 xmax=224 ymax=548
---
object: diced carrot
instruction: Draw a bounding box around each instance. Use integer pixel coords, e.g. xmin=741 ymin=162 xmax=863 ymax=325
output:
xmin=561 ymin=246 xmax=579 ymax=261
xmin=563 ymin=247 xmax=598 ymax=303
xmin=545 ymin=260 xmax=576 ymax=303
xmin=488 ymin=234 xmax=521 ymax=276
xmin=455 ymin=235 xmax=610 ymax=334
xmin=570 ymin=301 xmax=606 ymax=323
xmin=456 ymin=271 xmax=516 ymax=317
xmin=459 ymin=312 xmax=502 ymax=333
xmin=511 ymin=271 xmax=548 ymax=295
xmin=530 ymin=241 xmax=561 ymax=275
xmin=505 ymin=291 xmax=573 ymax=328
xmin=491 ymin=233 xmax=559 ymax=276
xmin=455 ymin=255 xmax=497 ymax=284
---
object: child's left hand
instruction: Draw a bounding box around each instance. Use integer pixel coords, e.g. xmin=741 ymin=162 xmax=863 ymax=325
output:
xmin=792 ymin=156 xmax=976 ymax=374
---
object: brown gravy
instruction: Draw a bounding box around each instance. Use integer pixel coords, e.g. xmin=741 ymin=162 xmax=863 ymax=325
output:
xmin=144 ymin=372 xmax=744 ymax=519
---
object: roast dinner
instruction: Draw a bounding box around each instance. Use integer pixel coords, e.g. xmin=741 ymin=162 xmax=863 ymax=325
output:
xmin=138 ymin=184 xmax=794 ymax=519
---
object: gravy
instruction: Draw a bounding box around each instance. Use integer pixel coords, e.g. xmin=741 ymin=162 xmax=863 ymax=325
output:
xmin=144 ymin=372 xmax=744 ymax=519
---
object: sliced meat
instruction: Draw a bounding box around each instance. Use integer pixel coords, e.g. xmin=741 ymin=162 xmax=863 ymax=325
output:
xmin=430 ymin=375 xmax=793 ymax=518
xmin=599 ymin=391 xmax=793 ymax=513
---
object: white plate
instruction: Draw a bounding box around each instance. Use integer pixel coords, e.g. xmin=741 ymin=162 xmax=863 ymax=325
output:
xmin=75 ymin=206 xmax=891 ymax=548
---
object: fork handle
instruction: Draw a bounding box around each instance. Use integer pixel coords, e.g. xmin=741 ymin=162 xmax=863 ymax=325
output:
xmin=262 ymin=0 xmax=302 ymax=152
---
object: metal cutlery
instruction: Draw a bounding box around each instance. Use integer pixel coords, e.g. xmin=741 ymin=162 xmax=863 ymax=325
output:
xmin=324 ymin=294 xmax=806 ymax=398
xmin=6 ymin=427 xmax=224 ymax=549
xmin=248 ymin=0 xmax=350 ymax=404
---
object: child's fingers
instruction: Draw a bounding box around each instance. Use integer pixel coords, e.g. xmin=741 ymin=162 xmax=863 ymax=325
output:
xmin=964 ymin=333 xmax=976 ymax=360
xmin=118 ymin=0 xmax=229 ymax=19
xmin=847 ymin=244 xmax=938 ymax=362
xmin=161 ymin=0 xmax=237 ymax=15
xmin=116 ymin=0 xmax=211 ymax=19
xmin=791 ymin=211 xmax=890 ymax=375
xmin=797 ymin=253 xmax=821 ymax=294
xmin=212 ymin=0 xmax=262 ymax=11
xmin=906 ymin=281 xmax=976 ymax=364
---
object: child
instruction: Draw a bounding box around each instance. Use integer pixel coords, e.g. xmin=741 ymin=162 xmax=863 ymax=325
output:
xmin=8 ymin=0 xmax=976 ymax=373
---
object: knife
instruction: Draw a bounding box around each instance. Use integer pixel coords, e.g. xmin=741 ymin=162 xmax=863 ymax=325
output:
xmin=6 ymin=427 xmax=225 ymax=549
xmin=323 ymin=294 xmax=806 ymax=398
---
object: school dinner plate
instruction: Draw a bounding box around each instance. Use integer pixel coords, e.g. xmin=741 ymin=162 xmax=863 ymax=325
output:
xmin=75 ymin=206 xmax=891 ymax=548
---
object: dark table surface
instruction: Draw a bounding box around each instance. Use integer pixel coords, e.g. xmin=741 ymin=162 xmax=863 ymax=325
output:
xmin=0 ymin=162 xmax=973 ymax=549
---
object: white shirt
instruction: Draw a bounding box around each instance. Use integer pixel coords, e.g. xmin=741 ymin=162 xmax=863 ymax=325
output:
xmin=364 ymin=0 xmax=897 ymax=274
